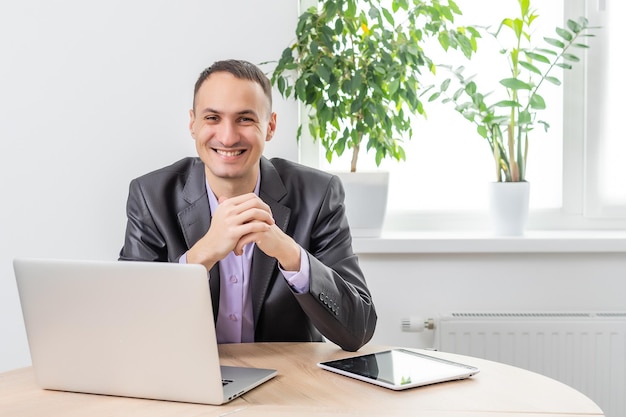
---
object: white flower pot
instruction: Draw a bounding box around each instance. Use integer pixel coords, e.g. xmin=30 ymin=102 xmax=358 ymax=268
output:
xmin=488 ymin=181 xmax=530 ymax=236
xmin=333 ymin=171 xmax=389 ymax=237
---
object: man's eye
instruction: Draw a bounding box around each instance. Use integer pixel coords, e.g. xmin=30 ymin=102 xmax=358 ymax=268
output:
xmin=204 ymin=115 xmax=218 ymax=121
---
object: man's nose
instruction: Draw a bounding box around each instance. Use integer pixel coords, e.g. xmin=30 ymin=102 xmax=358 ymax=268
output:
xmin=216 ymin=120 xmax=239 ymax=146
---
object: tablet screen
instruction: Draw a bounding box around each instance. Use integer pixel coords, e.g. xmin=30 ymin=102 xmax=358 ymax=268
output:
xmin=318 ymin=349 xmax=479 ymax=390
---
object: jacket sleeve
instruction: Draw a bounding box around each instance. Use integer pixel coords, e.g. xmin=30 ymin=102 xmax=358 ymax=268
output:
xmin=118 ymin=178 xmax=170 ymax=262
xmin=293 ymin=175 xmax=377 ymax=351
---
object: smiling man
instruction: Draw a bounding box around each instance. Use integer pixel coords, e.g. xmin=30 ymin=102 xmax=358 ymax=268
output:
xmin=119 ymin=60 xmax=377 ymax=351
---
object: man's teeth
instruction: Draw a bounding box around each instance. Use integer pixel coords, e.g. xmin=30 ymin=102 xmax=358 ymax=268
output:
xmin=216 ymin=149 xmax=243 ymax=157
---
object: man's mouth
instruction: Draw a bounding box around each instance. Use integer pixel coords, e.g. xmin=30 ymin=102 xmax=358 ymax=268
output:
xmin=215 ymin=149 xmax=244 ymax=157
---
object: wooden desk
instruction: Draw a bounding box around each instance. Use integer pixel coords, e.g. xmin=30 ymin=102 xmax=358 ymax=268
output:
xmin=0 ymin=343 xmax=604 ymax=417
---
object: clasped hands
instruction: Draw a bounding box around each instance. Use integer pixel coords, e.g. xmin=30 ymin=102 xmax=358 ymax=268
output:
xmin=187 ymin=193 xmax=301 ymax=272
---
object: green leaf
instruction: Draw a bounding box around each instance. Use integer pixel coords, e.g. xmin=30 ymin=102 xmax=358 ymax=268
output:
xmin=525 ymin=51 xmax=550 ymax=64
xmin=500 ymin=78 xmax=532 ymax=90
xmin=295 ymin=78 xmax=307 ymax=102
xmin=530 ymin=93 xmax=546 ymax=110
xmin=535 ymin=48 xmax=557 ymax=56
xmin=438 ymin=31 xmax=451 ymax=51
xmin=518 ymin=109 xmax=532 ymax=125
xmin=318 ymin=65 xmax=331 ymax=84
xmin=545 ymin=76 xmax=561 ymax=86
xmin=382 ymin=8 xmax=394 ymax=26
xmin=465 ymin=81 xmax=476 ymax=95
xmin=567 ymin=18 xmax=583 ymax=33
xmin=520 ymin=0 xmax=530 ymax=16
xmin=544 ymin=37 xmax=565 ymax=49
xmin=277 ymin=76 xmax=286 ymax=96
xmin=555 ymin=27 xmax=573 ymax=41
xmin=519 ymin=61 xmax=541 ymax=75
xmin=440 ymin=6 xmax=454 ymax=22
xmin=494 ymin=100 xmax=521 ymax=108
xmin=324 ymin=1 xmax=337 ymax=17
xmin=295 ymin=13 xmax=309 ymax=36
xmin=334 ymin=19 xmax=344 ymax=35
xmin=563 ymin=53 xmax=581 ymax=62
xmin=347 ymin=0 xmax=357 ymax=16
xmin=368 ymin=6 xmax=380 ymax=20
xmin=428 ymin=92 xmax=441 ymax=102
xmin=440 ymin=78 xmax=451 ymax=92
xmin=327 ymin=81 xmax=339 ymax=102
xmin=501 ymin=17 xmax=514 ymax=31
xmin=364 ymin=109 xmax=375 ymax=128
xmin=296 ymin=124 xmax=302 ymax=141
xmin=512 ymin=18 xmax=524 ymax=39
xmin=389 ymin=78 xmax=400 ymax=96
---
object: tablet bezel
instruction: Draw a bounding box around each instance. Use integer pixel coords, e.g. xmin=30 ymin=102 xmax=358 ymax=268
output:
xmin=317 ymin=348 xmax=480 ymax=391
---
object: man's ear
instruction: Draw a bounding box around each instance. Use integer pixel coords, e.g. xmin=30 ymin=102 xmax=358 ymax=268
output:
xmin=266 ymin=112 xmax=277 ymax=142
xmin=189 ymin=109 xmax=196 ymax=139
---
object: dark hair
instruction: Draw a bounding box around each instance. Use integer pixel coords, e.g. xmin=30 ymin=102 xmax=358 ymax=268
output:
xmin=193 ymin=59 xmax=272 ymax=111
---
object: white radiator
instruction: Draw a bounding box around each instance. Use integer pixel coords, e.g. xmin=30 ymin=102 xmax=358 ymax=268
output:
xmin=434 ymin=312 xmax=626 ymax=417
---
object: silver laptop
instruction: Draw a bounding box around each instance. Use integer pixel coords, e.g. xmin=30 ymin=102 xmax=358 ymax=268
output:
xmin=13 ymin=258 xmax=277 ymax=405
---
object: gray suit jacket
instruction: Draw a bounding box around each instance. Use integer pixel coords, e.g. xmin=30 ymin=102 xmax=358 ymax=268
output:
xmin=119 ymin=157 xmax=376 ymax=351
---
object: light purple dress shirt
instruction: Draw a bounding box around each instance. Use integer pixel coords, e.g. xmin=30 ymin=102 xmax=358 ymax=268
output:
xmin=180 ymin=170 xmax=310 ymax=343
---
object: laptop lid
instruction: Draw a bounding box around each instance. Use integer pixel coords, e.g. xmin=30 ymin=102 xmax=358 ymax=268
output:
xmin=13 ymin=258 xmax=276 ymax=405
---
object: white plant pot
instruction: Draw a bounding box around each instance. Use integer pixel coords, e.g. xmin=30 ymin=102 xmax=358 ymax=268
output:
xmin=488 ymin=181 xmax=530 ymax=236
xmin=333 ymin=171 xmax=389 ymax=238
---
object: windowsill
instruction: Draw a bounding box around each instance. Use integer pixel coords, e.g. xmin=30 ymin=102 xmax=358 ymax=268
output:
xmin=352 ymin=230 xmax=626 ymax=254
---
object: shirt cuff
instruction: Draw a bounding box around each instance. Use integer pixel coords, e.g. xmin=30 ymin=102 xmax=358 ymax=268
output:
xmin=280 ymin=247 xmax=310 ymax=293
xmin=178 ymin=252 xmax=187 ymax=264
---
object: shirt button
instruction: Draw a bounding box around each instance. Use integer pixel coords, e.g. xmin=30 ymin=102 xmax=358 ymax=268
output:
xmin=229 ymin=314 xmax=238 ymax=321
xmin=229 ymin=275 xmax=238 ymax=284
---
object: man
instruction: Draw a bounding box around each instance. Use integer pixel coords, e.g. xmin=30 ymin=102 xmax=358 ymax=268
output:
xmin=119 ymin=60 xmax=376 ymax=351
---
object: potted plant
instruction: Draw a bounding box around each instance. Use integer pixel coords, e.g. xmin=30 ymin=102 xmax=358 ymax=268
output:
xmin=426 ymin=0 xmax=597 ymax=235
xmin=266 ymin=0 xmax=478 ymax=236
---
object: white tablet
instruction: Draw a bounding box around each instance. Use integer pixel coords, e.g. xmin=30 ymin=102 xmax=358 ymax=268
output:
xmin=318 ymin=349 xmax=479 ymax=390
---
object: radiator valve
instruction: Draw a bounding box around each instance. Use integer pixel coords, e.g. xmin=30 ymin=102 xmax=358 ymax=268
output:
xmin=401 ymin=317 xmax=435 ymax=332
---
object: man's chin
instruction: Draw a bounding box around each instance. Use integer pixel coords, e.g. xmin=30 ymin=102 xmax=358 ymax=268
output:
xmin=205 ymin=165 xmax=247 ymax=181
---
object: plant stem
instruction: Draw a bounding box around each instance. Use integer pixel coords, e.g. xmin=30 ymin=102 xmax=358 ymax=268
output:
xmin=351 ymin=135 xmax=361 ymax=173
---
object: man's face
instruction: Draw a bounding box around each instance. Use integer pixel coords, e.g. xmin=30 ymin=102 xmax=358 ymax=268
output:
xmin=189 ymin=72 xmax=276 ymax=191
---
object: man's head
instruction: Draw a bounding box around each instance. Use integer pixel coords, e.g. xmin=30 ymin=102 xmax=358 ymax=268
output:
xmin=189 ymin=60 xmax=277 ymax=197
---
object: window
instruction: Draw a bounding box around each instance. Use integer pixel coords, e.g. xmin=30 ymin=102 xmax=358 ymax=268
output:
xmin=582 ymin=0 xmax=626 ymax=218
xmin=302 ymin=0 xmax=625 ymax=231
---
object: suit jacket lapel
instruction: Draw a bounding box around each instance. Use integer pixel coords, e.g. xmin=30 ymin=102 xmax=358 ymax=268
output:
xmin=174 ymin=158 xmax=291 ymax=326
xmin=176 ymin=158 xmax=220 ymax=320
xmin=251 ymin=158 xmax=291 ymax=324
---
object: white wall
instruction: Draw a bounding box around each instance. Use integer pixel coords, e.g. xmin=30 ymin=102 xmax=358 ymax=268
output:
xmin=0 ymin=0 xmax=299 ymax=372
xmin=362 ymin=252 xmax=626 ymax=348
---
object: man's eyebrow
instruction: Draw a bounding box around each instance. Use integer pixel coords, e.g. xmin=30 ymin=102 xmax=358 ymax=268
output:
xmin=199 ymin=107 xmax=220 ymax=114
xmin=237 ymin=109 xmax=259 ymax=117
xmin=198 ymin=108 xmax=259 ymax=117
